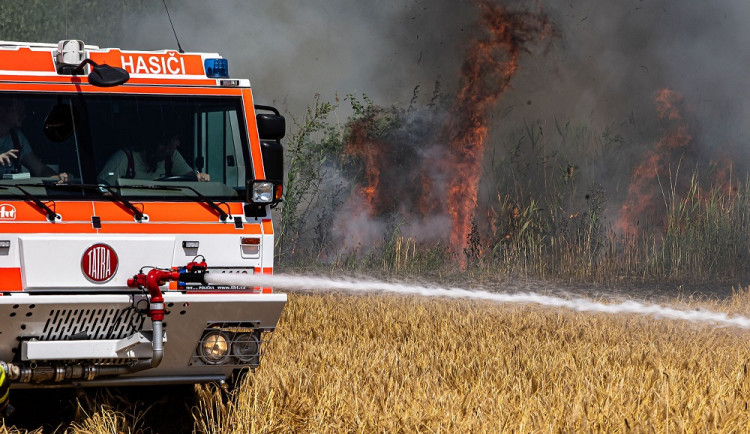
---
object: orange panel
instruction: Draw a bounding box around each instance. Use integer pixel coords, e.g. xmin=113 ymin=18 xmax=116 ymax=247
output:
xmin=0 ymin=268 xmax=22 ymax=291
xmin=241 ymin=90 xmax=266 ymax=180
xmin=0 ymin=48 xmax=55 ymax=72
xmin=261 ymin=219 xmax=274 ymax=234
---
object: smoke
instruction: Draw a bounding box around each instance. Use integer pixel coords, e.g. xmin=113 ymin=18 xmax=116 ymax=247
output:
xmin=115 ymin=0 xmax=476 ymax=116
xmin=113 ymin=0 xmax=750 ymax=252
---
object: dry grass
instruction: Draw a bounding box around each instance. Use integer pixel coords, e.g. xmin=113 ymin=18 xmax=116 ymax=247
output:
xmin=206 ymin=290 xmax=750 ymax=432
xmin=7 ymin=289 xmax=750 ymax=432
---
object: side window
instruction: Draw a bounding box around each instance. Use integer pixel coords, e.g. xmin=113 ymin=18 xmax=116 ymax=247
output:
xmin=195 ymin=109 xmax=246 ymax=188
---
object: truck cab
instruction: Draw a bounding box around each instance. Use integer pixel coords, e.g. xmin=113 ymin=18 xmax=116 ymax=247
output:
xmin=0 ymin=40 xmax=286 ymax=394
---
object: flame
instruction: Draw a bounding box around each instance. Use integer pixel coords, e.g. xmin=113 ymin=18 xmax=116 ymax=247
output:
xmin=709 ymin=153 xmax=737 ymax=197
xmin=443 ymin=2 xmax=554 ymax=259
xmin=617 ymin=89 xmax=692 ymax=233
xmin=343 ymin=118 xmax=384 ymax=216
xmin=338 ymin=2 xmax=553 ymax=264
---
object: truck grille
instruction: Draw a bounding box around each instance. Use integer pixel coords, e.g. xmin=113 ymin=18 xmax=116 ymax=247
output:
xmin=42 ymin=307 xmax=146 ymax=341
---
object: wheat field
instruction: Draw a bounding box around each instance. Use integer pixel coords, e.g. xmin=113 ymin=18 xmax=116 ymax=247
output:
xmin=6 ymin=289 xmax=750 ymax=432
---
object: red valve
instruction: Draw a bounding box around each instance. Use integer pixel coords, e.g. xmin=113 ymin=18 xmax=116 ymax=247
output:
xmin=128 ymin=262 xmax=204 ymax=321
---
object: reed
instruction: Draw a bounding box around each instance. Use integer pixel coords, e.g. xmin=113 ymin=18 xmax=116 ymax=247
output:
xmin=275 ymin=96 xmax=750 ymax=284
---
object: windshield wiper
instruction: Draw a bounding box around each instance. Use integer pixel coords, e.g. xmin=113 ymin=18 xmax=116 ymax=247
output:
xmin=84 ymin=184 xmax=229 ymax=221
xmin=0 ymin=185 xmax=58 ymax=222
xmin=150 ymin=184 xmax=230 ymax=221
xmin=15 ymin=183 xmax=231 ymax=223
xmin=41 ymin=183 xmax=146 ymax=222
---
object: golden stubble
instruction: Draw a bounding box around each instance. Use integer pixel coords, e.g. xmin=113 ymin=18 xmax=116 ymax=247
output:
xmin=205 ymin=290 xmax=750 ymax=433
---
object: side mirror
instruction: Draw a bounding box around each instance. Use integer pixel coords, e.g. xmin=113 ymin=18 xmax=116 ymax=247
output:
xmin=255 ymin=105 xmax=285 ymax=141
xmin=73 ymin=59 xmax=130 ymax=87
xmin=88 ymin=63 xmax=130 ymax=87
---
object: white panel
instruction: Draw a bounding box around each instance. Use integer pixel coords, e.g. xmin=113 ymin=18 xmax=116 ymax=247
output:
xmin=22 ymin=332 xmax=161 ymax=360
xmin=19 ymin=235 xmax=175 ymax=288
xmin=171 ymin=233 xmax=262 ymax=268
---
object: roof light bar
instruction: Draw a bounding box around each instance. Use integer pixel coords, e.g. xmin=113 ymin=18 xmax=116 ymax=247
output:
xmin=204 ymin=58 xmax=229 ymax=78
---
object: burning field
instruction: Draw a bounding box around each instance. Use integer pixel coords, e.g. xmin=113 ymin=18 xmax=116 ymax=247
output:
xmin=2 ymin=0 xmax=750 ymax=432
xmin=276 ymin=0 xmax=750 ymax=283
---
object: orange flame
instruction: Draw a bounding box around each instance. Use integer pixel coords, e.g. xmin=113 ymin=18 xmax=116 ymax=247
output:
xmin=443 ymin=2 xmax=554 ymax=260
xmin=617 ymin=89 xmax=692 ymax=233
xmin=344 ymin=118 xmax=384 ymax=216
xmin=339 ymin=3 xmax=554 ymax=263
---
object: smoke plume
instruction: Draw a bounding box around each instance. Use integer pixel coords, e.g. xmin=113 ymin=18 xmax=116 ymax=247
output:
xmin=113 ymin=0 xmax=750 ymax=258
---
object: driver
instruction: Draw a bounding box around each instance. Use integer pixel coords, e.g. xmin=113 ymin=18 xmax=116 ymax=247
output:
xmin=0 ymin=98 xmax=70 ymax=183
xmin=97 ymin=133 xmax=210 ymax=185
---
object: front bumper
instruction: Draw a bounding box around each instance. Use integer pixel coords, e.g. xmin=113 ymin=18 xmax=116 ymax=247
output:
xmin=0 ymin=292 xmax=286 ymax=387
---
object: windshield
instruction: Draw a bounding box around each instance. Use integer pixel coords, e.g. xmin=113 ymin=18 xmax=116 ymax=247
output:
xmin=0 ymin=92 xmax=252 ymax=201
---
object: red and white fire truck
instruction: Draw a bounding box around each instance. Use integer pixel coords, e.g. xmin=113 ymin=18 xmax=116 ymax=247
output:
xmin=0 ymin=40 xmax=286 ymax=408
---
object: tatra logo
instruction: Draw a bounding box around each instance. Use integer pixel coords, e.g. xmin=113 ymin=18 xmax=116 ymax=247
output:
xmin=0 ymin=204 xmax=16 ymax=220
xmin=81 ymin=243 xmax=119 ymax=283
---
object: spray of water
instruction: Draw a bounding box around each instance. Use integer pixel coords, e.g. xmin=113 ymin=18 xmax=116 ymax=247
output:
xmin=205 ymin=273 xmax=750 ymax=329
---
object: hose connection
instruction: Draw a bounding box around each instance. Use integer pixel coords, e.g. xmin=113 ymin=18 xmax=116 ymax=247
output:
xmin=127 ymin=257 xmax=208 ymax=321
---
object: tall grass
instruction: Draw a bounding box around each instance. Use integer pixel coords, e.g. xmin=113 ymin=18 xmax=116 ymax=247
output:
xmin=274 ymin=96 xmax=750 ymax=284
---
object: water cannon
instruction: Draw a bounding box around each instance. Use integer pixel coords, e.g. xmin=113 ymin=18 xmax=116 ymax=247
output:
xmin=127 ymin=258 xmax=210 ymax=321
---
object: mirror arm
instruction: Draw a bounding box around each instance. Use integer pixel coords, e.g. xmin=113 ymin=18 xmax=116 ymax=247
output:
xmin=73 ymin=58 xmax=98 ymax=75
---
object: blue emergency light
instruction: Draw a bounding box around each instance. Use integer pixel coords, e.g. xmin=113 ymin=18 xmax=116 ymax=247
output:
xmin=204 ymin=58 xmax=229 ymax=78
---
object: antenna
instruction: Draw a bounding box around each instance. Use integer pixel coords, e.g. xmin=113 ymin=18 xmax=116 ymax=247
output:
xmin=162 ymin=0 xmax=184 ymax=53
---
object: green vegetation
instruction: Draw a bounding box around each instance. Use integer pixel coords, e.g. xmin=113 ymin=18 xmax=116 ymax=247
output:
xmin=0 ymin=1 xmax=157 ymax=46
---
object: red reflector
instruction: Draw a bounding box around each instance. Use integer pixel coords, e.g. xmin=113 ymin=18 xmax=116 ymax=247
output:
xmin=241 ymin=237 xmax=260 ymax=245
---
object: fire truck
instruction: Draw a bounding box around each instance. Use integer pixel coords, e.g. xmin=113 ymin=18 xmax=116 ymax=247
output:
xmin=0 ymin=40 xmax=286 ymax=410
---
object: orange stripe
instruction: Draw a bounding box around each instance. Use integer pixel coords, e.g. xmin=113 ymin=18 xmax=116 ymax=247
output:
xmin=92 ymin=202 xmax=244 ymax=222
xmin=0 ymin=201 xmax=246 ymax=223
xmin=0 ymin=74 xmax=83 ymax=83
xmin=0 ymin=222 xmax=97 ymax=233
xmin=0 ymin=221 xmax=261 ymax=234
xmin=0 ymin=201 xmax=256 ymax=234
xmin=259 ymin=267 xmax=273 ymax=293
xmin=97 ymin=223 xmax=261 ymax=235
xmin=0 ymin=83 xmax=241 ymax=95
xmin=261 ymin=219 xmax=274 ymax=234
xmin=0 ymin=268 xmax=23 ymax=291
xmin=241 ymin=89 xmax=266 ymax=180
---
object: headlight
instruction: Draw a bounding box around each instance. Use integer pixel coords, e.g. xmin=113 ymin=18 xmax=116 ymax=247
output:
xmin=197 ymin=331 xmax=230 ymax=365
xmin=251 ymin=181 xmax=274 ymax=204
xmin=232 ymin=332 xmax=261 ymax=363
